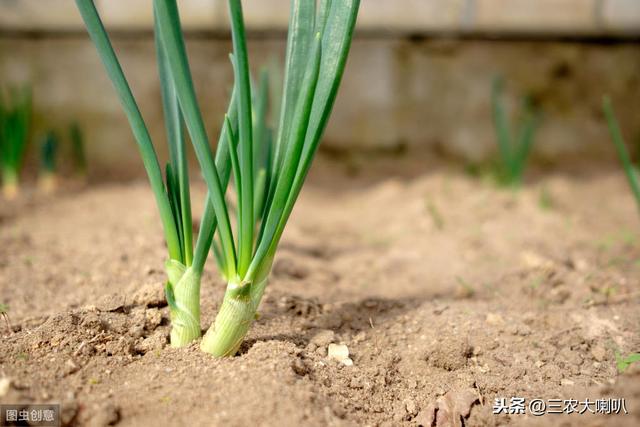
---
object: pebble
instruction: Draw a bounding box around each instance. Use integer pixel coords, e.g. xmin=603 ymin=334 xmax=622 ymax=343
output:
xmin=327 ymin=343 xmax=353 ymax=366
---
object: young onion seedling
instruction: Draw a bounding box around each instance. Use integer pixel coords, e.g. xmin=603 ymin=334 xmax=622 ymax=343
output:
xmin=38 ymin=131 xmax=59 ymax=194
xmin=75 ymin=0 xmax=240 ymax=348
xmin=491 ymin=77 xmax=539 ymax=187
xmin=70 ymin=122 xmax=88 ymax=181
xmin=603 ymin=97 xmax=640 ymax=212
xmin=153 ymin=0 xmax=360 ymax=356
xmin=0 ymin=86 xmax=32 ymax=199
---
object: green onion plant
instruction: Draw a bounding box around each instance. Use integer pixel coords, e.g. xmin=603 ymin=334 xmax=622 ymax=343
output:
xmin=76 ymin=0 xmax=238 ymax=348
xmin=70 ymin=122 xmax=88 ymax=180
xmin=603 ymin=97 xmax=640 ymax=212
xmin=76 ymin=0 xmax=360 ymax=356
xmin=38 ymin=131 xmax=59 ymax=193
xmin=0 ymin=86 xmax=32 ymax=199
xmin=491 ymin=76 xmax=539 ymax=187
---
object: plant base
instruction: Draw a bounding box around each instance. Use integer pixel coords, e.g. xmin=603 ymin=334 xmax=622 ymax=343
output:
xmin=166 ymin=261 xmax=201 ymax=347
xmin=200 ymin=275 xmax=268 ymax=357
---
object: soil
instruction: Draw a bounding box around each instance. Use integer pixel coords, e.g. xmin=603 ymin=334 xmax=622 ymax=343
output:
xmin=1 ymin=158 xmax=639 ymax=427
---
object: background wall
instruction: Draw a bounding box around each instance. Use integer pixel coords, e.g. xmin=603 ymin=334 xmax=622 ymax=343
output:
xmin=1 ymin=0 xmax=639 ymax=178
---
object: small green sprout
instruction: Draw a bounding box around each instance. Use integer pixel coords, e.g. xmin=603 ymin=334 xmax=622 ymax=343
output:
xmin=615 ymin=351 xmax=640 ymax=373
xmin=491 ymin=76 xmax=540 ymax=187
xmin=0 ymin=85 xmax=32 ymax=200
xmin=603 ymin=97 xmax=640 ymax=212
xmin=538 ymin=186 xmax=554 ymax=210
xmin=38 ymin=131 xmax=59 ymax=194
xmin=425 ymin=198 xmax=444 ymax=230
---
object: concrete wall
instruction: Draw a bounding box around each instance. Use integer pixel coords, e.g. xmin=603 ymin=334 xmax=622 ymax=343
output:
xmin=1 ymin=1 xmax=639 ymax=177
xmin=2 ymin=0 xmax=640 ymax=35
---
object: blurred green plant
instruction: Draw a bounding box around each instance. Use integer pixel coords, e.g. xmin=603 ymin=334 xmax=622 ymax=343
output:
xmin=425 ymin=198 xmax=444 ymax=230
xmin=615 ymin=351 xmax=640 ymax=373
xmin=38 ymin=131 xmax=59 ymax=193
xmin=70 ymin=122 xmax=88 ymax=180
xmin=603 ymin=96 xmax=640 ymax=212
xmin=491 ymin=76 xmax=540 ymax=187
xmin=538 ymin=185 xmax=555 ymax=210
xmin=0 ymin=85 xmax=32 ymax=200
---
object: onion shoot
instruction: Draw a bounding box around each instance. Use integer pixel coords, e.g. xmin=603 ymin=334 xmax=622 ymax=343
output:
xmin=603 ymin=96 xmax=640 ymax=211
xmin=0 ymin=86 xmax=32 ymax=200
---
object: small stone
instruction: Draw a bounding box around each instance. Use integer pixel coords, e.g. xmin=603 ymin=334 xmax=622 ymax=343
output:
xmin=328 ymin=343 xmax=349 ymax=361
xmin=341 ymin=358 xmax=353 ymax=366
xmin=591 ymin=345 xmax=606 ymax=362
xmin=310 ymin=329 xmax=335 ymax=347
xmin=561 ymin=378 xmax=575 ymax=386
xmin=485 ymin=313 xmax=504 ymax=326
xmin=0 ymin=377 xmax=11 ymax=397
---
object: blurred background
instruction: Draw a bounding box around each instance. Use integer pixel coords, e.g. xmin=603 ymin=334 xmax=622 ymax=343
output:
xmin=1 ymin=0 xmax=639 ymax=179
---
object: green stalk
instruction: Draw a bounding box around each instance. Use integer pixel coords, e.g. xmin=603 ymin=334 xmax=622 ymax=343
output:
xmin=168 ymin=93 xmax=238 ymax=347
xmin=604 ymin=97 xmax=640 ymax=211
xmin=155 ymin=10 xmax=193 ymax=266
xmin=202 ymin=0 xmax=360 ymax=357
xmin=490 ymin=77 xmax=538 ymax=187
xmin=70 ymin=123 xmax=88 ymax=179
xmin=154 ymin=0 xmax=238 ymax=279
xmin=491 ymin=77 xmax=513 ymax=182
xmin=0 ymin=85 xmax=31 ymax=200
xmin=75 ymin=0 xmax=182 ymax=261
xmin=228 ymin=0 xmax=254 ymax=278
xmin=38 ymin=131 xmax=59 ymax=193
xmin=266 ymin=0 xmax=316 ymax=214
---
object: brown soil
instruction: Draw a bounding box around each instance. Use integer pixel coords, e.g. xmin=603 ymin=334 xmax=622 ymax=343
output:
xmin=1 ymin=161 xmax=639 ymax=426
